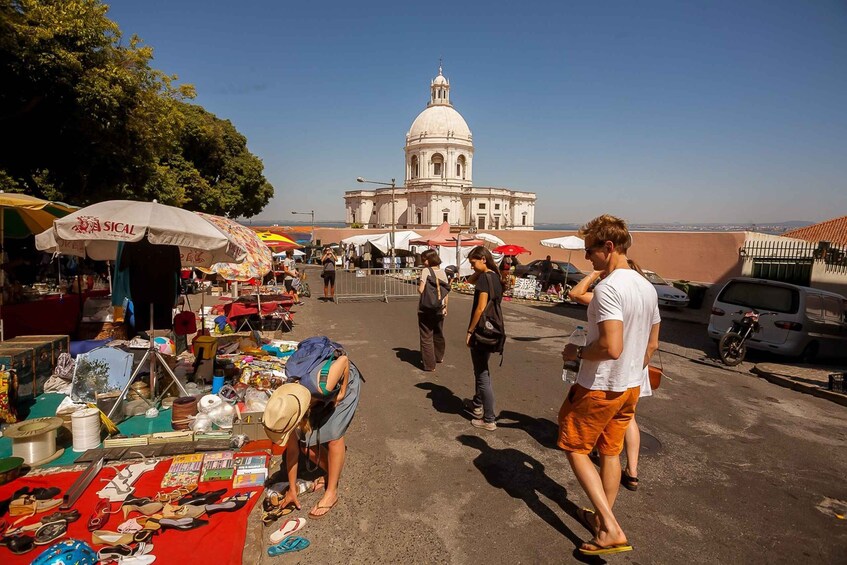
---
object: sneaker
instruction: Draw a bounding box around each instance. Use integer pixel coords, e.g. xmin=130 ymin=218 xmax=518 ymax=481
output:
xmin=462 ymin=399 xmax=483 ymax=419
xmin=471 ymin=419 xmax=496 ymax=431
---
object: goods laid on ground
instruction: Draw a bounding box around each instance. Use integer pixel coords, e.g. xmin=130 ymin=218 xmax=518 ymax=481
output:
xmin=0 ymin=329 xmax=328 ymax=563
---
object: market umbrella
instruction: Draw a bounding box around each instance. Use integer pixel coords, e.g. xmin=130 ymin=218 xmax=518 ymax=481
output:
xmin=493 ymin=244 xmax=531 ymax=256
xmin=540 ymin=235 xmax=585 ymax=266
xmin=196 ymin=214 xmax=272 ymax=282
xmin=256 ymin=231 xmax=301 ymax=249
xmin=35 ymin=200 xmax=246 ymax=267
xmin=0 ymin=192 xmax=76 ymax=340
xmin=0 ymin=192 xmax=76 ymax=240
xmin=475 ymin=233 xmax=506 ymax=247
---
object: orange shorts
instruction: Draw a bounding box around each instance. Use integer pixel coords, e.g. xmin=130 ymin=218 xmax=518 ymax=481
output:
xmin=557 ymin=384 xmax=639 ymax=456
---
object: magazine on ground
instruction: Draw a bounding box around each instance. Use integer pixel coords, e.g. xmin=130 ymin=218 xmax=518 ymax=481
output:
xmin=232 ymin=452 xmax=270 ymax=489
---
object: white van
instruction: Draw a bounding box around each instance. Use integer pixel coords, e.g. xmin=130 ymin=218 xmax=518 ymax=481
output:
xmin=707 ymin=277 xmax=847 ymax=360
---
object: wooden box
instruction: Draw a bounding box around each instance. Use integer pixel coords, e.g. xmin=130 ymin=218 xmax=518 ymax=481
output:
xmin=6 ymin=335 xmax=70 ymax=367
xmin=0 ymin=347 xmax=36 ymax=401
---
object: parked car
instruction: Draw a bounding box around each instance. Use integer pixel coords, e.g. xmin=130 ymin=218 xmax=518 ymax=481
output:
xmin=514 ymin=260 xmax=586 ymax=287
xmin=707 ymin=277 xmax=847 ymax=361
xmin=643 ymin=270 xmax=689 ymax=307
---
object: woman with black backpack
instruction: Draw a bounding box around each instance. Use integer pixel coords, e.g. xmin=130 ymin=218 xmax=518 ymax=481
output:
xmin=464 ymin=246 xmax=504 ymax=431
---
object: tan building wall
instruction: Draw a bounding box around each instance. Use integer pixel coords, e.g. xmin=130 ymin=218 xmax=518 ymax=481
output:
xmin=309 ymin=227 xmax=747 ymax=285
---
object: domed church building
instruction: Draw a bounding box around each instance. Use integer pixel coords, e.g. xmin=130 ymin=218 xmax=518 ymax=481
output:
xmin=345 ymin=66 xmax=536 ymax=231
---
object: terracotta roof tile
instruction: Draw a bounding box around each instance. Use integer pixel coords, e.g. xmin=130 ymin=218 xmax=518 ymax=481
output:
xmin=782 ymin=215 xmax=847 ymax=246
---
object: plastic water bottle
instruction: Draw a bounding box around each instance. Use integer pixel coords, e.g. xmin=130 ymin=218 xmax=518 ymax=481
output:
xmin=562 ymin=326 xmax=586 ymax=383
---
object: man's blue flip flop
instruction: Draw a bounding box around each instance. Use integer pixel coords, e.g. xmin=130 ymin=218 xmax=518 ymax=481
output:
xmin=267 ymin=535 xmax=310 ymax=556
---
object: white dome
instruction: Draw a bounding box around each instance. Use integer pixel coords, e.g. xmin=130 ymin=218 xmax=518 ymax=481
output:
xmin=432 ymin=74 xmax=448 ymax=85
xmin=408 ymin=105 xmax=471 ymax=140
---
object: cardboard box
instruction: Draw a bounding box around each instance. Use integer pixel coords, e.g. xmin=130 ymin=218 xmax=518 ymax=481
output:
xmin=232 ymin=411 xmax=264 ymax=442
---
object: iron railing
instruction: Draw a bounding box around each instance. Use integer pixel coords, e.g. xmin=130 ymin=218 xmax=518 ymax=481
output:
xmin=741 ymin=239 xmax=847 ymax=274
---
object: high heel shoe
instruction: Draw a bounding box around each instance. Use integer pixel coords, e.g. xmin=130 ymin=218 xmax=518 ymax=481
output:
xmin=161 ymin=503 xmax=206 ymax=519
xmin=205 ymin=492 xmax=254 ymax=516
xmin=157 ymin=517 xmax=208 ymax=531
xmin=179 ymin=488 xmax=227 ymax=506
xmin=121 ymin=499 xmax=163 ymax=518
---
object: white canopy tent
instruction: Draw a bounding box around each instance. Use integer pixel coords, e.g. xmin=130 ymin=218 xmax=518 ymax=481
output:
xmin=340 ymin=230 xmax=421 ymax=254
xmin=540 ymin=235 xmax=585 ymax=266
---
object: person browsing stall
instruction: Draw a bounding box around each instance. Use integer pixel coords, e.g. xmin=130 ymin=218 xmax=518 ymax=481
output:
xmin=264 ymin=349 xmax=361 ymax=519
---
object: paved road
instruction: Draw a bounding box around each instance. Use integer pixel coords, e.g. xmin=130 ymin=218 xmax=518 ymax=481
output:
xmin=243 ymin=290 xmax=847 ymax=564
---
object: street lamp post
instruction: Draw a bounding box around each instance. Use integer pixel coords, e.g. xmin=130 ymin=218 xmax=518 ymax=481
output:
xmin=291 ymin=209 xmax=315 ymax=252
xmin=356 ymin=176 xmax=396 ymax=267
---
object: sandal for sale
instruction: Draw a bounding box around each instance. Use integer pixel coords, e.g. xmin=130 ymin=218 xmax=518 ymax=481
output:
xmin=267 ymin=535 xmax=310 ymax=556
xmin=34 ymin=520 xmax=67 ymax=545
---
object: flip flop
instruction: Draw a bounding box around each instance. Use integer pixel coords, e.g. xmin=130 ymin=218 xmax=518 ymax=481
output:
xmin=575 ymin=508 xmax=597 ymax=535
xmin=269 ymin=517 xmax=306 ymax=544
xmin=308 ymin=500 xmax=337 ymax=520
xmin=578 ymin=538 xmax=633 ymax=556
xmin=267 ymin=535 xmax=310 ymax=556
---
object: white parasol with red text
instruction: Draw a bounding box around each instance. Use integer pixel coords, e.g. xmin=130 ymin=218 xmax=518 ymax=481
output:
xmin=35 ymin=200 xmax=245 ymax=267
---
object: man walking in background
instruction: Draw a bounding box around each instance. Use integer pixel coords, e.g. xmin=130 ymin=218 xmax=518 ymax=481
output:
xmin=559 ymin=214 xmax=660 ymax=556
xmin=539 ymin=254 xmax=554 ymax=291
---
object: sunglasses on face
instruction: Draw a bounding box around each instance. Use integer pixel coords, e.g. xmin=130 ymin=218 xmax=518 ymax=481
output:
xmin=584 ymin=242 xmax=606 ymax=253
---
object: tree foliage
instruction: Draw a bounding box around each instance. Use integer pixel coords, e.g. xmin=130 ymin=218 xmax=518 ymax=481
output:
xmin=0 ymin=0 xmax=273 ymax=217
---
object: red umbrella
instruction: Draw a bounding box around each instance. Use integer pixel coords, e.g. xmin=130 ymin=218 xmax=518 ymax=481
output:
xmin=493 ymin=244 xmax=531 ymax=255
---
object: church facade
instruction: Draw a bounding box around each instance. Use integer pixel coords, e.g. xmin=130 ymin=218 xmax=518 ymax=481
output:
xmin=344 ymin=67 xmax=536 ymax=231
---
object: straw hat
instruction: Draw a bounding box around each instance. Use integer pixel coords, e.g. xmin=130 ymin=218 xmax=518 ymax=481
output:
xmin=262 ymin=383 xmax=311 ymax=445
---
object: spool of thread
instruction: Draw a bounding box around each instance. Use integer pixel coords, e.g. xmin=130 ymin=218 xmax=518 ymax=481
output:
xmin=198 ymin=394 xmax=223 ymax=414
xmin=211 ymin=375 xmax=225 ymax=394
xmin=172 ymin=396 xmax=199 ymax=431
xmin=4 ymin=417 xmax=64 ymax=466
xmin=71 ymin=408 xmax=101 ymax=452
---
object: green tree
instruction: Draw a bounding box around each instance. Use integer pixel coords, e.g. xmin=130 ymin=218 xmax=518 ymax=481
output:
xmin=0 ymin=0 xmax=273 ymax=217
xmin=155 ymin=103 xmax=273 ymax=218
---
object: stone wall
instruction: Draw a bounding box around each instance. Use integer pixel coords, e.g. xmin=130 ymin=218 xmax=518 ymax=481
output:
xmin=305 ymin=227 xmax=747 ymax=285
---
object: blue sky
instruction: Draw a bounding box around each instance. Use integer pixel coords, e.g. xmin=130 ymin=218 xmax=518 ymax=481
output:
xmin=105 ymin=0 xmax=847 ymax=225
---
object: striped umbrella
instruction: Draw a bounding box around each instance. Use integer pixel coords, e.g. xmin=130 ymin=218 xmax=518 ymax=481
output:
xmin=0 ymin=192 xmax=76 ymax=240
xmin=197 ymin=214 xmax=273 ymax=282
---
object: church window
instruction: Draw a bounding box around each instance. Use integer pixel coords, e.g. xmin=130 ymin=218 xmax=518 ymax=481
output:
xmin=417 ymin=212 xmax=423 ymax=225
xmin=494 ymin=217 xmax=500 ymax=229
xmin=411 ymin=155 xmax=419 ymax=179
xmin=521 ymin=214 xmax=527 ymax=226
xmin=456 ymin=155 xmax=466 ymax=179
xmin=479 ymin=203 xmax=486 ymax=210
xmin=477 ymin=216 xmax=485 ymax=230
xmin=431 ymin=153 xmax=444 ymax=176
xmin=443 ymin=212 xmax=449 ymax=223
xmin=495 ymin=203 xmax=500 ymax=210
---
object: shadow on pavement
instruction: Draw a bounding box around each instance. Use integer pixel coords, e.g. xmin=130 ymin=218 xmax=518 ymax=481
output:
xmin=496 ymin=410 xmax=561 ymax=450
xmin=457 ymin=434 xmax=604 ymax=564
xmin=415 ymin=382 xmax=466 ymax=417
xmin=393 ymin=347 xmax=423 ymax=370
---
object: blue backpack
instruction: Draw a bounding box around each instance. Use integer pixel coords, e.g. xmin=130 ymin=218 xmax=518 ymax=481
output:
xmin=286 ymin=336 xmax=345 ymax=398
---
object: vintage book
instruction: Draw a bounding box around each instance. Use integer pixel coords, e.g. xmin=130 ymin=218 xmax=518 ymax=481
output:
xmin=201 ymin=451 xmax=235 ymax=482
xmin=160 ymin=453 xmax=204 ymax=488
xmin=232 ymin=453 xmax=269 ymax=489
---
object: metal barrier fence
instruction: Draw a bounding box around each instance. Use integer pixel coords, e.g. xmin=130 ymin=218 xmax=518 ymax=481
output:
xmin=333 ymin=267 xmax=422 ymax=302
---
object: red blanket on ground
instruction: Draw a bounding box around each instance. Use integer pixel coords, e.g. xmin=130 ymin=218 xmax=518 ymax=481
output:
xmin=0 ymin=459 xmax=262 ymax=564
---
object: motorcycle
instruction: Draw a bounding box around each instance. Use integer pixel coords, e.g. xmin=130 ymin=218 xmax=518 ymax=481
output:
xmin=718 ymin=309 xmax=777 ymax=366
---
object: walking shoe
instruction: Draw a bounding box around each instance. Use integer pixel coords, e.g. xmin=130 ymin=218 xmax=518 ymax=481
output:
xmin=462 ymin=399 xmax=483 ymax=419
xmin=471 ymin=419 xmax=496 ymax=431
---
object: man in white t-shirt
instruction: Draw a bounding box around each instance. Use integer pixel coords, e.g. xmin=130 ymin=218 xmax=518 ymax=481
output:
xmin=559 ymin=215 xmax=660 ymax=556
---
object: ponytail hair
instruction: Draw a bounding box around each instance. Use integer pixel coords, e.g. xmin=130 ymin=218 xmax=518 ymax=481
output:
xmin=627 ymin=259 xmax=646 ymax=278
xmin=468 ymin=246 xmax=499 ymax=272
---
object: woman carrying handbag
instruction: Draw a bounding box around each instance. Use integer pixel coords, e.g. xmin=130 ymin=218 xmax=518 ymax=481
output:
xmin=417 ymin=249 xmax=449 ymax=372
xmin=463 ymin=246 xmax=504 ymax=431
